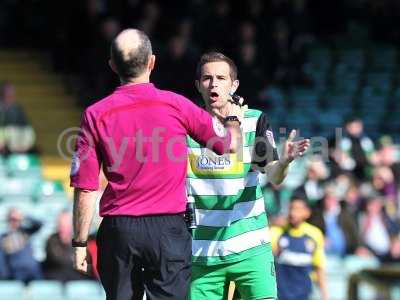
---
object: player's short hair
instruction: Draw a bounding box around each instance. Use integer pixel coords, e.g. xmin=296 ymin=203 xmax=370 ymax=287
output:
xmin=290 ymin=193 xmax=310 ymax=208
xmin=110 ymin=29 xmax=152 ymax=81
xmin=196 ymin=52 xmax=238 ymax=81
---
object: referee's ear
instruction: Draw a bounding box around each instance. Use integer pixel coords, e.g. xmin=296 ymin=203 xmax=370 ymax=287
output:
xmin=148 ymin=55 xmax=156 ymax=71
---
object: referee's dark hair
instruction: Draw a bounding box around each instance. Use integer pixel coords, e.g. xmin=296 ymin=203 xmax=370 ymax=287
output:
xmin=110 ymin=29 xmax=153 ymax=81
xmin=196 ymin=52 xmax=238 ymax=81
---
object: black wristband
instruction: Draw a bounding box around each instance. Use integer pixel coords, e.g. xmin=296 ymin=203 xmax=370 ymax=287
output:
xmin=224 ymin=116 xmax=241 ymax=126
xmin=72 ymin=239 xmax=87 ymax=247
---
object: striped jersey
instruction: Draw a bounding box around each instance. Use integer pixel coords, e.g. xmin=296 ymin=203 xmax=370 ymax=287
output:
xmin=187 ymin=108 xmax=279 ymax=265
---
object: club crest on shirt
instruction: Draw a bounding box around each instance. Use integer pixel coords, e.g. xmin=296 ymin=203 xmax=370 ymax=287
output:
xmin=305 ymin=238 xmax=316 ymax=253
xmin=265 ymin=130 xmax=276 ymax=148
xmin=70 ymin=154 xmax=80 ymax=176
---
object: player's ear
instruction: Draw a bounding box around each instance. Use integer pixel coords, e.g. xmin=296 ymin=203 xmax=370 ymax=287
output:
xmin=305 ymin=206 xmax=311 ymax=219
xmin=195 ymin=80 xmax=200 ymax=93
xmin=230 ymin=79 xmax=239 ymax=94
xmin=109 ymin=59 xmax=118 ymax=74
xmin=148 ymin=55 xmax=156 ymax=71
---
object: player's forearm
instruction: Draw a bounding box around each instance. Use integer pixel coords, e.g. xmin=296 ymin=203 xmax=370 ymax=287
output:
xmin=264 ymin=159 xmax=290 ymax=185
xmin=73 ymin=188 xmax=97 ymax=242
xmin=316 ymin=268 xmax=329 ymax=300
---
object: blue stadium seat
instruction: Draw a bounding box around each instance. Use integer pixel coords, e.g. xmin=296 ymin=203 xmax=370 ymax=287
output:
xmin=337 ymin=48 xmax=365 ymax=69
xmin=65 ymin=280 xmax=105 ymax=300
xmin=0 ymin=280 xmax=24 ymax=300
xmin=365 ymin=72 xmax=393 ymax=93
xmin=370 ymin=45 xmax=397 ymax=71
xmin=28 ymin=280 xmax=64 ymax=300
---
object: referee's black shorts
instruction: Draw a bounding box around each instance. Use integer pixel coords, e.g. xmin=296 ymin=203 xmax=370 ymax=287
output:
xmin=97 ymin=214 xmax=191 ymax=300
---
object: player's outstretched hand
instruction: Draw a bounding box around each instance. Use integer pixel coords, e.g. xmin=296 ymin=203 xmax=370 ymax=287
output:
xmin=280 ymin=129 xmax=310 ymax=164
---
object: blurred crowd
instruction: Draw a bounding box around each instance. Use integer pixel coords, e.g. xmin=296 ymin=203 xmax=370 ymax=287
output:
xmin=1 ymin=0 xmax=400 ymax=107
xmin=266 ymin=116 xmax=400 ymax=264
xmin=0 ymin=208 xmax=97 ymax=283
xmin=0 ymin=81 xmax=36 ymax=155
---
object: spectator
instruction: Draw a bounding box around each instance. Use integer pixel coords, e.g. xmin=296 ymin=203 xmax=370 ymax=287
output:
xmin=234 ymin=42 xmax=265 ymax=106
xmin=0 ymin=208 xmax=43 ymax=283
xmin=43 ymin=211 xmax=89 ymax=282
xmin=343 ymin=182 xmax=364 ymax=218
xmin=373 ymin=138 xmax=400 ymax=186
xmin=359 ymin=196 xmax=399 ymax=261
xmin=295 ymin=158 xmax=329 ymax=205
xmin=263 ymin=182 xmax=293 ymax=220
xmin=309 ymin=185 xmax=364 ymax=256
xmin=156 ymin=35 xmax=198 ymax=99
xmin=198 ymin=0 xmax=233 ymax=50
xmin=339 ymin=116 xmax=375 ymax=180
xmin=81 ymin=17 xmax=121 ymax=105
xmin=0 ymin=81 xmax=36 ymax=154
xmin=371 ymin=166 xmax=398 ymax=221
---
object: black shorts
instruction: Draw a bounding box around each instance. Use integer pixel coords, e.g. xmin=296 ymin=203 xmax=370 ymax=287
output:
xmin=97 ymin=214 xmax=191 ymax=300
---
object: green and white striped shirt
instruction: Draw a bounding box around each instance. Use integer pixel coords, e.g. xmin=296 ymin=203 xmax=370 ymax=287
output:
xmin=187 ymin=108 xmax=278 ymax=265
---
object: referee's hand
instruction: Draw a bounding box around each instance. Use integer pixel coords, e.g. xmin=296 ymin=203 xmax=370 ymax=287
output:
xmin=73 ymin=246 xmax=93 ymax=276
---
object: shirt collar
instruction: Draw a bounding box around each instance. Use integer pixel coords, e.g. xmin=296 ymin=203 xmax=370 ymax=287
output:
xmin=116 ymin=82 xmax=154 ymax=93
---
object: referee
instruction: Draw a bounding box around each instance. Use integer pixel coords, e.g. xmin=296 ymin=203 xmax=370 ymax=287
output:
xmin=70 ymin=29 xmax=242 ymax=300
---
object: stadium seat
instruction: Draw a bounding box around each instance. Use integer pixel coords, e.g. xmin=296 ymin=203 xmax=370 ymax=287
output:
xmin=35 ymin=180 xmax=65 ymax=197
xmin=28 ymin=280 xmax=64 ymax=300
xmin=370 ymin=45 xmax=397 ymax=71
xmin=307 ymin=47 xmax=332 ymax=71
xmin=325 ymin=255 xmax=345 ymax=277
xmin=65 ymin=280 xmax=105 ymax=300
xmin=392 ymin=286 xmax=400 ymax=300
xmin=344 ymin=255 xmax=380 ymax=274
xmin=365 ymin=72 xmax=393 ymax=93
xmin=358 ymin=282 xmax=377 ymax=300
xmin=6 ymin=153 xmax=42 ymax=178
xmin=326 ymin=273 xmax=348 ymax=300
xmin=1 ymin=177 xmax=42 ymax=198
xmin=336 ymin=48 xmax=365 ymax=70
xmin=0 ymin=280 xmax=24 ymax=300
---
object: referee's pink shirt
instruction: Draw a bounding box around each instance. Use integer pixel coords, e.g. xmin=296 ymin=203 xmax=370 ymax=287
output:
xmin=70 ymin=83 xmax=230 ymax=216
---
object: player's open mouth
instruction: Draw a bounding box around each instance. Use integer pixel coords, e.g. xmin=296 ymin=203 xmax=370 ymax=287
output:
xmin=210 ymin=92 xmax=219 ymax=101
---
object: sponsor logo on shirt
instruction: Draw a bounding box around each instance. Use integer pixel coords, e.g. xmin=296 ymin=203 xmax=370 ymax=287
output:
xmin=196 ymin=155 xmax=231 ymax=170
xmin=188 ymin=151 xmax=243 ymax=176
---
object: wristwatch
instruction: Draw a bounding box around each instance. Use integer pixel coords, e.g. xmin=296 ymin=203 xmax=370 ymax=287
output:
xmin=71 ymin=239 xmax=88 ymax=247
xmin=224 ymin=115 xmax=241 ymax=126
